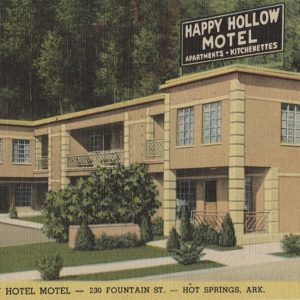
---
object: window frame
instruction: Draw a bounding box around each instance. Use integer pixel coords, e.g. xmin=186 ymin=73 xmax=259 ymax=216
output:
xmin=176 ymin=106 xmax=194 ymax=146
xmin=176 ymin=180 xmax=197 ymax=211
xmin=281 ymin=103 xmax=300 ymax=144
xmin=202 ymin=101 xmax=222 ymax=144
xmin=15 ymin=183 xmax=32 ymax=207
xmin=12 ymin=139 xmax=30 ymax=164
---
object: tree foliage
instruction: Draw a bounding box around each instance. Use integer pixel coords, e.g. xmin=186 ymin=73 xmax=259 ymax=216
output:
xmin=0 ymin=0 xmax=299 ymax=119
xmin=42 ymin=163 xmax=160 ymax=242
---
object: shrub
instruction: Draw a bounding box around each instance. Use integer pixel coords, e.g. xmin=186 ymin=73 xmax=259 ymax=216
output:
xmin=140 ymin=215 xmax=153 ymax=243
xmin=180 ymin=206 xmax=192 ymax=241
xmin=174 ymin=239 xmax=205 ymax=265
xmin=94 ymin=233 xmax=140 ymax=250
xmin=282 ymin=234 xmax=300 ymax=255
xmin=152 ymin=217 xmax=164 ymax=236
xmin=166 ymin=227 xmax=181 ymax=253
xmin=75 ymin=223 xmax=95 ymax=251
xmin=219 ymin=213 xmax=236 ymax=247
xmin=35 ymin=254 xmax=64 ymax=280
xmin=9 ymin=205 xmax=18 ymax=219
xmin=193 ymin=223 xmax=220 ymax=245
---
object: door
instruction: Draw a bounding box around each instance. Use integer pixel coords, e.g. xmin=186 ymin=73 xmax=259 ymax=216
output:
xmin=244 ymin=176 xmax=254 ymax=232
xmin=0 ymin=186 xmax=9 ymax=213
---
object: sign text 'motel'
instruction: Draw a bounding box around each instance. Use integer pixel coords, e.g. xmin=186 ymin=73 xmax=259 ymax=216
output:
xmin=180 ymin=3 xmax=284 ymax=66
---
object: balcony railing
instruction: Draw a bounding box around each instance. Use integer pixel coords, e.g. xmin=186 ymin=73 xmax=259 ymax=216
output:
xmin=67 ymin=149 xmax=124 ymax=168
xmin=191 ymin=211 xmax=226 ymax=231
xmin=36 ymin=156 xmax=48 ymax=170
xmin=244 ymin=211 xmax=269 ymax=233
xmin=146 ymin=139 xmax=164 ymax=158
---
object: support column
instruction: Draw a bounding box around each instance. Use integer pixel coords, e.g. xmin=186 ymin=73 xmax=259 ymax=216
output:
xmin=35 ymin=136 xmax=42 ymax=168
xmin=124 ymin=112 xmax=130 ymax=167
xmin=145 ymin=108 xmax=154 ymax=141
xmin=61 ymin=124 xmax=70 ymax=189
xmin=163 ymin=94 xmax=177 ymax=235
xmin=264 ymin=168 xmax=279 ymax=234
xmin=229 ymin=78 xmax=246 ymax=243
xmin=48 ymin=127 xmax=52 ymax=190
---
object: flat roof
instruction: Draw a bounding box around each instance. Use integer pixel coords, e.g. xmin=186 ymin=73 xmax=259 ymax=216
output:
xmin=160 ymin=64 xmax=300 ymax=89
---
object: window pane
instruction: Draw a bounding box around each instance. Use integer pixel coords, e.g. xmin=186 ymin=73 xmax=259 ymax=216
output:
xmin=177 ymin=107 xmax=194 ymax=145
xmin=203 ymin=101 xmax=221 ymax=144
xmin=281 ymin=103 xmax=300 ymax=144
xmin=13 ymin=140 xmax=30 ymax=163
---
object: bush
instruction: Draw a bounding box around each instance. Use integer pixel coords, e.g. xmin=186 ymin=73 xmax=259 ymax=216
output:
xmin=193 ymin=223 xmax=220 ymax=245
xmin=166 ymin=227 xmax=181 ymax=253
xmin=43 ymin=164 xmax=160 ymax=243
xmin=152 ymin=217 xmax=164 ymax=236
xmin=75 ymin=223 xmax=95 ymax=251
xmin=95 ymin=233 xmax=140 ymax=250
xmin=35 ymin=254 xmax=64 ymax=280
xmin=180 ymin=206 xmax=192 ymax=241
xmin=9 ymin=205 xmax=18 ymax=219
xmin=282 ymin=234 xmax=300 ymax=255
xmin=140 ymin=215 xmax=153 ymax=243
xmin=219 ymin=213 xmax=236 ymax=247
xmin=174 ymin=239 xmax=205 ymax=265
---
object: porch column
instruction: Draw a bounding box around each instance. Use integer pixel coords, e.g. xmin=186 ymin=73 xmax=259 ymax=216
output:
xmin=35 ymin=136 xmax=42 ymax=169
xmin=145 ymin=108 xmax=154 ymax=141
xmin=229 ymin=78 xmax=246 ymax=243
xmin=124 ymin=112 xmax=130 ymax=167
xmin=264 ymin=168 xmax=279 ymax=234
xmin=163 ymin=93 xmax=177 ymax=235
xmin=48 ymin=127 xmax=52 ymax=190
xmin=60 ymin=124 xmax=70 ymax=189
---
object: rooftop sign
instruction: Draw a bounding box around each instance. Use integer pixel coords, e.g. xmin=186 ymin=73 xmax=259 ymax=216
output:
xmin=180 ymin=3 xmax=284 ymax=66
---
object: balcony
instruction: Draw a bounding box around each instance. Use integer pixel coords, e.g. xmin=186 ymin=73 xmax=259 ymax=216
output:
xmin=36 ymin=156 xmax=48 ymax=170
xmin=67 ymin=149 xmax=124 ymax=169
xmin=146 ymin=139 xmax=164 ymax=159
xmin=244 ymin=211 xmax=269 ymax=233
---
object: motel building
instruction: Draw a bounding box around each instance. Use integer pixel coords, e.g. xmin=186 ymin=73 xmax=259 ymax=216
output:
xmin=0 ymin=64 xmax=300 ymax=245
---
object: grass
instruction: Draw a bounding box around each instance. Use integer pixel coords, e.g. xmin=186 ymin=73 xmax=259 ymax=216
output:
xmin=206 ymin=244 xmax=243 ymax=251
xmin=0 ymin=243 xmax=170 ymax=274
xmin=272 ymin=252 xmax=300 ymax=258
xmin=62 ymin=260 xmax=223 ymax=281
xmin=19 ymin=215 xmax=45 ymax=224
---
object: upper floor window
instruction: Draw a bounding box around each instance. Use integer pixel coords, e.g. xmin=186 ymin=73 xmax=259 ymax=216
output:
xmin=15 ymin=183 xmax=32 ymax=206
xmin=177 ymin=107 xmax=194 ymax=146
xmin=0 ymin=139 xmax=2 ymax=163
xmin=281 ymin=103 xmax=300 ymax=144
xmin=13 ymin=139 xmax=30 ymax=163
xmin=89 ymin=129 xmax=112 ymax=152
xmin=202 ymin=101 xmax=221 ymax=144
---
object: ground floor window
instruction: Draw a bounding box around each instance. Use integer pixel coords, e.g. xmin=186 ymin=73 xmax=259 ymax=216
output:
xmin=15 ymin=183 xmax=32 ymax=206
xmin=205 ymin=180 xmax=217 ymax=202
xmin=176 ymin=181 xmax=196 ymax=213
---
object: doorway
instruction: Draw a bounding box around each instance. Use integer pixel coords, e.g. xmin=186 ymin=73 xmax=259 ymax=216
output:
xmin=0 ymin=186 xmax=9 ymax=213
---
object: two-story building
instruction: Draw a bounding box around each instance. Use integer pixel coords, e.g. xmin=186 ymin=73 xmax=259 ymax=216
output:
xmin=1 ymin=64 xmax=300 ymax=245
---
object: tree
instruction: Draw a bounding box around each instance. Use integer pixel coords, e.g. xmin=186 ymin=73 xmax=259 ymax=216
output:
xmin=219 ymin=213 xmax=236 ymax=247
xmin=180 ymin=205 xmax=192 ymax=241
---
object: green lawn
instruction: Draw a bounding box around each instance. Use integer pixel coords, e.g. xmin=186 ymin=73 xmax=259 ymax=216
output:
xmin=272 ymin=252 xmax=300 ymax=258
xmin=19 ymin=215 xmax=45 ymax=224
xmin=0 ymin=243 xmax=170 ymax=274
xmin=62 ymin=260 xmax=223 ymax=281
xmin=206 ymin=244 xmax=243 ymax=251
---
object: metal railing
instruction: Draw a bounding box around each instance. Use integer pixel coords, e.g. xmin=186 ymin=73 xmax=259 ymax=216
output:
xmin=36 ymin=156 xmax=48 ymax=170
xmin=146 ymin=139 xmax=164 ymax=158
xmin=67 ymin=149 xmax=124 ymax=168
xmin=191 ymin=211 xmax=227 ymax=231
xmin=244 ymin=211 xmax=269 ymax=233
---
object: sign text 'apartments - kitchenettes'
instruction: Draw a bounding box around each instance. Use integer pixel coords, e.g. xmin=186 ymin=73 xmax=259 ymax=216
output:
xmin=181 ymin=3 xmax=284 ymax=66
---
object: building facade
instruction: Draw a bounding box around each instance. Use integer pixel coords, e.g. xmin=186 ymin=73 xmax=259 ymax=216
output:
xmin=0 ymin=65 xmax=300 ymax=244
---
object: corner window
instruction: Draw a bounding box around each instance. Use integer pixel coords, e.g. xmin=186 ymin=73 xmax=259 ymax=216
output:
xmin=205 ymin=180 xmax=217 ymax=202
xmin=176 ymin=181 xmax=196 ymax=211
xmin=15 ymin=183 xmax=32 ymax=206
xmin=281 ymin=103 xmax=300 ymax=144
xmin=0 ymin=139 xmax=2 ymax=162
xmin=202 ymin=101 xmax=221 ymax=144
xmin=13 ymin=139 xmax=30 ymax=163
xmin=177 ymin=107 xmax=194 ymax=146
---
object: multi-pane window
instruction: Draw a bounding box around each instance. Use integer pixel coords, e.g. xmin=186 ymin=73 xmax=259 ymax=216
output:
xmin=89 ymin=134 xmax=103 ymax=152
xmin=205 ymin=180 xmax=217 ymax=202
xmin=176 ymin=181 xmax=196 ymax=211
xmin=13 ymin=139 xmax=30 ymax=163
xmin=203 ymin=101 xmax=221 ymax=144
xmin=0 ymin=139 xmax=2 ymax=162
xmin=281 ymin=103 xmax=300 ymax=144
xmin=177 ymin=107 xmax=194 ymax=146
xmin=15 ymin=183 xmax=32 ymax=206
